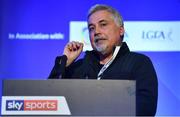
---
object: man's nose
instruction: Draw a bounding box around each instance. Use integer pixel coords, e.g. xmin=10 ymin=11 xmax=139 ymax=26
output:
xmin=94 ymin=27 xmax=101 ymax=36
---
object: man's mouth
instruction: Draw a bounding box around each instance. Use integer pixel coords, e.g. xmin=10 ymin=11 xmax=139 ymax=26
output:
xmin=94 ymin=37 xmax=106 ymax=43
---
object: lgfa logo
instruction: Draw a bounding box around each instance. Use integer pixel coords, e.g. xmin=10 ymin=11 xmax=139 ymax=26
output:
xmin=6 ymin=100 xmax=57 ymax=111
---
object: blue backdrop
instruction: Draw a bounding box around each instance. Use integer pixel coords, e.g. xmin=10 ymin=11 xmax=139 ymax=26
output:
xmin=0 ymin=0 xmax=180 ymax=115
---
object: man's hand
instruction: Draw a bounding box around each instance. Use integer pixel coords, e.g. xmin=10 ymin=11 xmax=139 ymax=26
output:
xmin=63 ymin=41 xmax=83 ymax=67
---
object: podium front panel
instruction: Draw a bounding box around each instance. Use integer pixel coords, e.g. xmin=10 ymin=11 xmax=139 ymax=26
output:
xmin=2 ymin=79 xmax=136 ymax=116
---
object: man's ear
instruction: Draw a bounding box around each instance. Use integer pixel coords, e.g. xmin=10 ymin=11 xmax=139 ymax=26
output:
xmin=119 ymin=26 xmax=125 ymax=36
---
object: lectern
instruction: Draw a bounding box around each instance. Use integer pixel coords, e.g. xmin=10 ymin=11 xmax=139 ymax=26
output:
xmin=2 ymin=79 xmax=136 ymax=116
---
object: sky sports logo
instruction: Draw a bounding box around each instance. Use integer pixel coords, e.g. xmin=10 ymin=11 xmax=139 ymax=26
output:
xmin=6 ymin=100 xmax=57 ymax=111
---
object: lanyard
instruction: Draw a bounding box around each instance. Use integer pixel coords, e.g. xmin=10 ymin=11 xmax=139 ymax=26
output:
xmin=97 ymin=46 xmax=121 ymax=80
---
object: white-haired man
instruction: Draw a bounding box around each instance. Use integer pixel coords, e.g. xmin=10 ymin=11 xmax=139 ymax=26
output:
xmin=49 ymin=4 xmax=158 ymax=116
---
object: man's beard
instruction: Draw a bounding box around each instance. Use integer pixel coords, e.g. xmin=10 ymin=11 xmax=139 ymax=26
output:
xmin=94 ymin=43 xmax=108 ymax=55
xmin=93 ymin=35 xmax=108 ymax=55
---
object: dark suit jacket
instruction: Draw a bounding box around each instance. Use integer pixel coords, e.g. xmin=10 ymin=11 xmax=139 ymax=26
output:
xmin=49 ymin=42 xmax=158 ymax=116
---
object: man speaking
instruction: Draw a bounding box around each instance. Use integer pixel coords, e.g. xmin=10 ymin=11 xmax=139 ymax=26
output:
xmin=49 ymin=4 xmax=158 ymax=116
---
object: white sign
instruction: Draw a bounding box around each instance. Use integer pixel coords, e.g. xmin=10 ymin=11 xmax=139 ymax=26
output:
xmin=70 ymin=21 xmax=180 ymax=51
xmin=70 ymin=21 xmax=92 ymax=51
xmin=1 ymin=96 xmax=71 ymax=115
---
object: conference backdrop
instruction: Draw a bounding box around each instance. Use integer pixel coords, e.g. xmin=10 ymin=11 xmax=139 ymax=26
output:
xmin=0 ymin=0 xmax=180 ymax=115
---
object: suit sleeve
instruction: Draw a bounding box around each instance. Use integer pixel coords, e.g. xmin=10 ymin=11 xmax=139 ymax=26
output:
xmin=134 ymin=56 xmax=158 ymax=116
xmin=48 ymin=55 xmax=67 ymax=79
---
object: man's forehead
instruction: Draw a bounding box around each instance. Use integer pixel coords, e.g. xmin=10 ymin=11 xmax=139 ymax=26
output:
xmin=88 ymin=10 xmax=113 ymax=24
